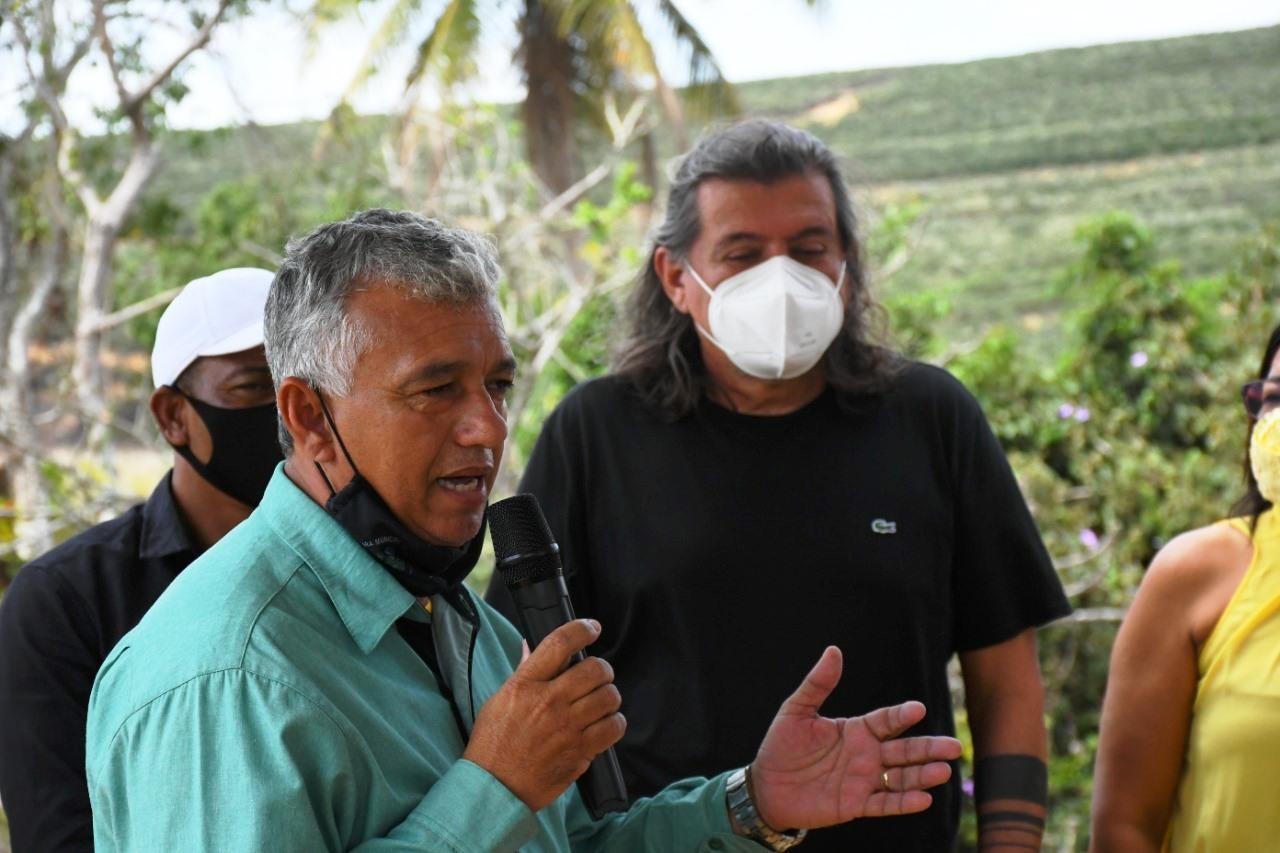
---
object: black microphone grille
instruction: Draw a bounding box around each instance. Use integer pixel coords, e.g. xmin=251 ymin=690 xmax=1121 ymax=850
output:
xmin=489 ymin=494 xmax=563 ymax=584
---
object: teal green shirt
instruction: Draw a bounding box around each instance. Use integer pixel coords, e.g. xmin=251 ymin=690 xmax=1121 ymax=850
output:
xmin=87 ymin=467 xmax=761 ymax=852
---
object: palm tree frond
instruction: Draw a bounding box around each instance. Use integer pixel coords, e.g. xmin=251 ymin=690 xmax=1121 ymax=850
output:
xmin=652 ymin=0 xmax=739 ymax=117
xmin=404 ymin=0 xmax=483 ymax=90
xmin=339 ymin=0 xmax=437 ymax=100
xmin=301 ymin=0 xmax=366 ymax=47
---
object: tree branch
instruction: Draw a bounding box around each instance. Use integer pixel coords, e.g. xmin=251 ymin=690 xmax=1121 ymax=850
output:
xmin=125 ymin=0 xmax=234 ymax=113
xmin=99 ymin=138 xmax=161 ymax=226
xmin=82 ymin=285 xmax=182 ymax=334
xmin=1063 ymin=607 xmax=1128 ymax=623
xmin=10 ymin=12 xmax=102 ymax=215
xmin=92 ymin=0 xmax=134 ymax=116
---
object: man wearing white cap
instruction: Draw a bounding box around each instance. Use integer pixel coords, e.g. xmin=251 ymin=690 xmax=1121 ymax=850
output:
xmin=0 ymin=267 xmax=283 ymax=852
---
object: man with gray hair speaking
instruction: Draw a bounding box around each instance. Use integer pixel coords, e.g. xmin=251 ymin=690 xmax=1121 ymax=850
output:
xmin=86 ymin=208 xmax=960 ymax=852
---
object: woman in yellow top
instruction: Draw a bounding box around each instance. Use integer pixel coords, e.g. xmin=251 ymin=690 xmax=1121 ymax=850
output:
xmin=1091 ymin=323 xmax=1280 ymax=852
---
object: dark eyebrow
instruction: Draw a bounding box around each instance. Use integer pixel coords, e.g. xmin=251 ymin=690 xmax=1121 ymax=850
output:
xmin=396 ymin=357 xmax=519 ymax=390
xmin=788 ymin=225 xmax=836 ymax=241
xmin=400 ymin=361 xmax=466 ymax=387
xmin=712 ymin=225 xmax=835 ymax=254
xmin=225 ymin=365 xmax=273 ymax=382
xmin=712 ymin=231 xmax=763 ymax=252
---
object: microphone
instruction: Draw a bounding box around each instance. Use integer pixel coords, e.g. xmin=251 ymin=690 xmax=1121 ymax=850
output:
xmin=488 ymin=493 xmax=629 ymax=819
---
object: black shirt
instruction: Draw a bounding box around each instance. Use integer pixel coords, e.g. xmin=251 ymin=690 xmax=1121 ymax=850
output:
xmin=486 ymin=365 xmax=1070 ymax=852
xmin=0 ymin=473 xmax=196 ymax=852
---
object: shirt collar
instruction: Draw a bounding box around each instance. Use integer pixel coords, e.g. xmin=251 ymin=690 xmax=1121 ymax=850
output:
xmin=258 ymin=464 xmax=418 ymax=654
xmin=139 ymin=471 xmax=198 ymax=560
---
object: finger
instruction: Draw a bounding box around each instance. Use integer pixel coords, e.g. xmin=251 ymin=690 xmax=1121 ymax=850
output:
xmin=862 ymin=700 xmax=927 ymax=741
xmin=881 ymin=761 xmax=953 ymax=793
xmin=777 ymin=646 xmax=842 ymax=717
xmin=880 ymin=735 xmax=963 ymax=767
xmin=518 ymin=619 xmax=600 ymax=682
xmin=554 ymin=656 xmax=615 ymax=703
xmin=570 ymin=683 xmax=623 ymax=728
xmin=581 ymin=711 xmax=627 ymax=755
xmin=520 ymin=640 xmax=530 ymax=663
xmin=861 ymin=790 xmax=933 ymax=818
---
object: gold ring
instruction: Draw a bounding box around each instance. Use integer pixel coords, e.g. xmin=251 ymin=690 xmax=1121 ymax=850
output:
xmin=881 ymin=770 xmax=890 ymax=792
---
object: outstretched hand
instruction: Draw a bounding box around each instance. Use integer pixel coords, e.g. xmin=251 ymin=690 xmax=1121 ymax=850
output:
xmin=750 ymin=646 xmax=962 ymax=830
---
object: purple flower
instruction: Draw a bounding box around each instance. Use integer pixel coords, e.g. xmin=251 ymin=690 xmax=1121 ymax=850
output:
xmin=1080 ymin=528 xmax=1100 ymax=550
xmin=1074 ymin=407 xmax=1091 ymax=423
xmin=1130 ymin=351 xmax=1149 ymax=368
xmin=962 ymin=778 xmax=975 ymax=797
xmin=1058 ymin=403 xmax=1075 ymax=419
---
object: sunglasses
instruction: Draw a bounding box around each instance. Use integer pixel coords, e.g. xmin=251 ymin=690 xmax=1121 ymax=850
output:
xmin=1242 ymin=379 xmax=1280 ymax=419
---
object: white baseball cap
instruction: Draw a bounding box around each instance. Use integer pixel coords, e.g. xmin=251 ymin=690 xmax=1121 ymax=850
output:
xmin=151 ymin=267 xmax=275 ymax=388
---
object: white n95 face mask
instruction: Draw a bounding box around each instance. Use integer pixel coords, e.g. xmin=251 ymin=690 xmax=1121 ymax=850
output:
xmin=687 ymin=255 xmax=846 ymax=380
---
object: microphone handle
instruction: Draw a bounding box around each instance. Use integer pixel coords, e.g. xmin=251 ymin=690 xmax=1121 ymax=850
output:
xmin=510 ymin=575 xmax=630 ymax=819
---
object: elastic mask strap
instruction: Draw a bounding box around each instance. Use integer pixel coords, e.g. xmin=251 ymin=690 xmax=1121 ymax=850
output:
xmin=834 ymin=261 xmax=847 ymax=292
xmin=168 ymin=383 xmax=214 ymax=423
xmin=166 ymin=383 xmax=217 ymax=469
xmin=692 ymin=320 xmax=733 ymax=358
xmin=685 ymin=263 xmax=717 ymax=300
xmin=313 ymin=390 xmax=361 ymax=499
xmin=684 ymin=264 xmax=735 ymax=357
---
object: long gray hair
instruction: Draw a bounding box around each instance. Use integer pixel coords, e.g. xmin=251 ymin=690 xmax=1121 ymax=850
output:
xmin=614 ymin=120 xmax=899 ymax=418
xmin=265 ymin=208 xmax=500 ymax=453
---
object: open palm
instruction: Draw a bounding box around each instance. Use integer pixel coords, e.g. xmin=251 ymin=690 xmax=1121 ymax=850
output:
xmin=750 ymin=646 xmax=962 ymax=830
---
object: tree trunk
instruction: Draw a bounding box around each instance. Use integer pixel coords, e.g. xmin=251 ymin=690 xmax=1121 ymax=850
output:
xmin=518 ymin=0 xmax=581 ymax=195
xmin=70 ymin=139 xmax=159 ymax=432
xmin=2 ymin=229 xmax=67 ymax=560
xmin=71 ymin=217 xmax=118 ymax=426
xmin=0 ymin=153 xmax=20 ymax=364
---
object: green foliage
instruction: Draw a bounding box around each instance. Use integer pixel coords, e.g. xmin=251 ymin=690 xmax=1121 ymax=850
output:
xmin=882 ymin=287 xmax=951 ymax=361
xmin=938 ymin=214 xmax=1280 ymax=850
xmin=510 ymin=161 xmax=650 ymax=463
xmin=1070 ymin=212 xmax=1155 ymax=275
xmin=108 ymin=124 xmax=395 ymax=367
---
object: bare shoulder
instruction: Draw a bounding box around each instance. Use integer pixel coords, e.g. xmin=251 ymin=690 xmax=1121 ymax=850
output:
xmin=1140 ymin=523 xmax=1253 ymax=646
xmin=1146 ymin=524 xmax=1251 ymax=588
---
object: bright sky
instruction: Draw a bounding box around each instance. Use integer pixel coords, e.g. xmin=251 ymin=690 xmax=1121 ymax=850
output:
xmin=8 ymin=0 xmax=1278 ymax=131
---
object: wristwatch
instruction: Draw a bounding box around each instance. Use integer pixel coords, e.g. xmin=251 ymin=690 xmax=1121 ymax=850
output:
xmin=725 ymin=767 xmax=808 ymax=851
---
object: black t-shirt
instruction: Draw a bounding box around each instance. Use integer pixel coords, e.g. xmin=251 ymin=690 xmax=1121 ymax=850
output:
xmin=486 ymin=364 xmax=1070 ymax=852
xmin=0 ymin=473 xmax=196 ymax=853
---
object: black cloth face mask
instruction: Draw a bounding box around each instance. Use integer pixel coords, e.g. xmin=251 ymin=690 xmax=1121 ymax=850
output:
xmin=169 ymin=389 xmax=283 ymax=508
xmin=314 ymin=392 xmax=486 ymax=600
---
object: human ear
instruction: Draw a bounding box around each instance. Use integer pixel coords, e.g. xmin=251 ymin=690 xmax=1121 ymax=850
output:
xmin=278 ymin=378 xmax=337 ymax=465
xmin=654 ymin=247 xmax=692 ymax=315
xmin=149 ymin=386 xmax=190 ymax=446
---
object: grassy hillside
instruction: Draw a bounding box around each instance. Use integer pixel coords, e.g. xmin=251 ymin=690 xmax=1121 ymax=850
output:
xmin=138 ymin=26 xmax=1280 ymax=347
xmin=741 ymin=27 xmax=1280 ymax=181
xmin=729 ymin=27 xmax=1280 ymax=343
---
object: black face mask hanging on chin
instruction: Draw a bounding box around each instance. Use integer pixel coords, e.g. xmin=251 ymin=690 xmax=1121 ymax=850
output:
xmin=169 ymin=390 xmax=283 ymax=508
xmin=313 ymin=392 xmax=486 ymax=602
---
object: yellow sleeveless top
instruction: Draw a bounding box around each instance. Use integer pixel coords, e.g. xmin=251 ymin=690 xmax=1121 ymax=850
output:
xmin=1165 ymin=509 xmax=1280 ymax=851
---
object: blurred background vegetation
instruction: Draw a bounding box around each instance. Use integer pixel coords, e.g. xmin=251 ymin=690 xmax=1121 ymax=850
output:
xmin=2 ymin=1 xmax=1278 ymax=848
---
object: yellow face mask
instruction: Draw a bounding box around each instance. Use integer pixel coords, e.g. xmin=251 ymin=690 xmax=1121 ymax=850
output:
xmin=1250 ymin=408 xmax=1280 ymax=503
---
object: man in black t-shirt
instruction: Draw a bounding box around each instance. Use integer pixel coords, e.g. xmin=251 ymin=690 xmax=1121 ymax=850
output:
xmin=0 ymin=268 xmax=283 ymax=852
xmin=488 ymin=121 xmax=1071 ymax=852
